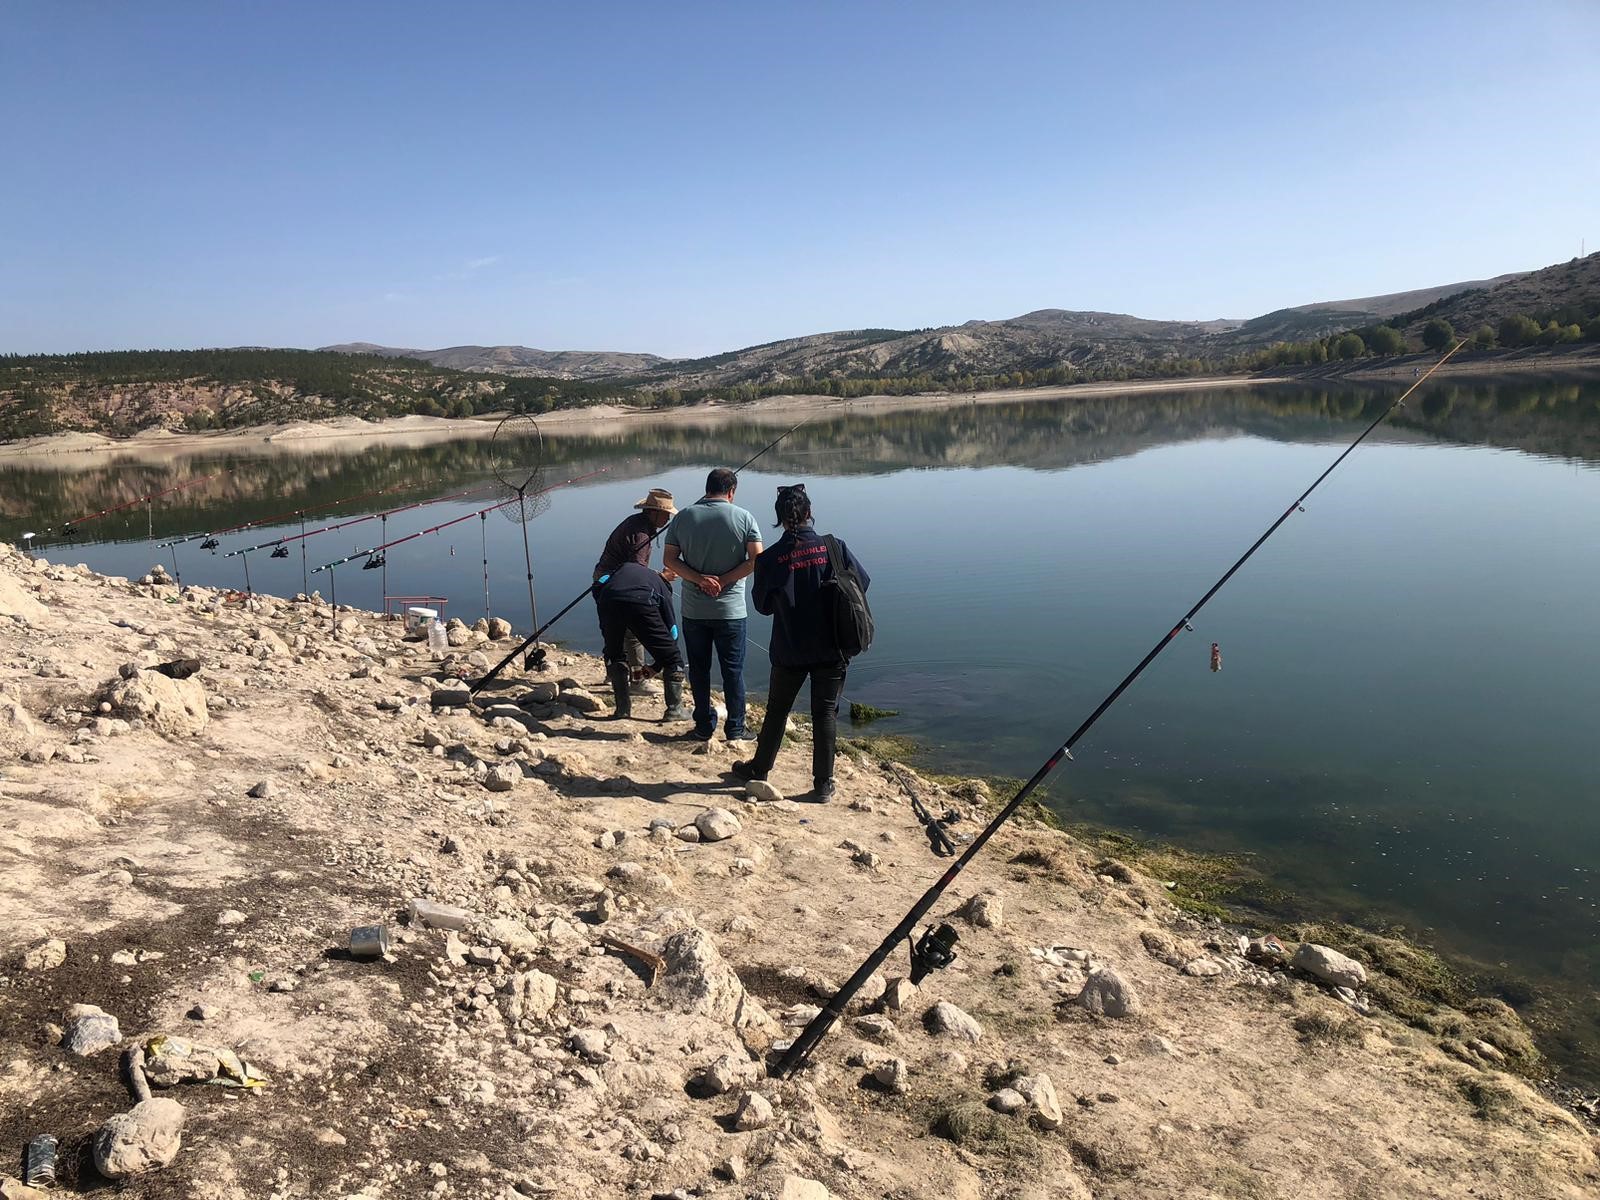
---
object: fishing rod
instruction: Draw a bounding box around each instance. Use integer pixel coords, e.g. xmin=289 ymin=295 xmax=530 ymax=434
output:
xmin=47 ymin=472 xmax=226 ymax=538
xmin=469 ymin=419 xmax=810 ymax=696
xmin=303 ymin=466 xmax=610 ymax=629
xmin=161 ymin=480 xmax=427 ymax=589
xmin=223 ymin=482 xmax=498 ymax=559
xmin=158 ymin=480 xmax=419 ymax=550
xmin=773 ymin=342 xmax=1468 ymax=1078
xmin=308 ymin=467 xmax=610 ymax=576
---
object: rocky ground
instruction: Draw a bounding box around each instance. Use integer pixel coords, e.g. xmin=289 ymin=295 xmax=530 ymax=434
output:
xmin=2 ymin=542 xmax=1597 ymax=1199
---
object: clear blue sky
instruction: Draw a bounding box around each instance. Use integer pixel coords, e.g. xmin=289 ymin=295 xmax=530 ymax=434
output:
xmin=3 ymin=1 xmax=1596 ymax=356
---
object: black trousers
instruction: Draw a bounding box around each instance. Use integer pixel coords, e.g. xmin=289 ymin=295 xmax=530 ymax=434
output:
xmin=750 ymin=661 xmax=847 ymax=786
xmin=596 ymin=597 xmax=681 ymax=674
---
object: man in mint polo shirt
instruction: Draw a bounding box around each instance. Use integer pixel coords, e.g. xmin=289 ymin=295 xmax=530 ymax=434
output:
xmin=663 ymin=468 xmax=764 ymax=741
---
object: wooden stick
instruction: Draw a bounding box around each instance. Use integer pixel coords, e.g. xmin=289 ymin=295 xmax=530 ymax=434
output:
xmin=599 ymin=934 xmax=664 ymax=986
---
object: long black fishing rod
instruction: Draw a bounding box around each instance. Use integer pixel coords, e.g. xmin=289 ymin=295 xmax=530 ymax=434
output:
xmin=307 ymin=467 xmax=609 ymax=633
xmin=773 ymin=343 xmax=1468 ymax=1078
xmin=161 ymin=480 xmax=425 ymax=590
xmin=469 ymin=419 xmax=809 ymax=696
xmin=222 ymin=482 xmax=497 ymax=559
xmin=157 ymin=480 xmax=419 ymax=551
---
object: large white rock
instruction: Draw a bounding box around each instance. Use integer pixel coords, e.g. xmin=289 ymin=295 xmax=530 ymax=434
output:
xmin=960 ymin=892 xmax=1004 ymax=929
xmin=0 ymin=694 xmax=36 ymax=757
xmin=506 ymin=969 xmax=559 ymax=1023
xmin=18 ymin=937 xmax=67 ymax=972
xmin=0 ymin=574 xmax=47 ymax=622
xmin=659 ymin=927 xmax=773 ymax=1033
xmin=695 ymin=808 xmax=742 ymax=842
xmin=778 ymin=1176 xmax=832 ymax=1200
xmin=483 ymin=763 xmax=521 ymax=792
xmin=1076 ymin=966 xmax=1141 ymax=1018
xmin=1293 ymin=943 xmax=1368 ymax=989
xmin=63 ymin=1003 xmax=121 ymax=1056
xmin=104 ymin=669 xmax=208 ymax=737
xmin=1015 ymin=1071 xmax=1064 ymax=1130
xmin=924 ymin=1000 xmax=983 ymax=1042
xmin=689 ymin=1053 xmax=761 ymax=1097
xmin=732 ymin=1091 xmax=774 ymax=1130
xmin=94 ymin=1098 xmax=185 ymax=1177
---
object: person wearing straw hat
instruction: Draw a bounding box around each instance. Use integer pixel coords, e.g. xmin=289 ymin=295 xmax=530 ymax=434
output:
xmin=594 ymin=488 xmax=681 ymax=701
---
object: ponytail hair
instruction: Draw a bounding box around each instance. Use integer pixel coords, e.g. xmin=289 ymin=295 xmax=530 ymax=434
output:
xmin=774 ymin=484 xmax=812 ymax=530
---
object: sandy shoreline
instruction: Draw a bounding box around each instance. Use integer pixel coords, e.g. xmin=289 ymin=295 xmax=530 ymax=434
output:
xmin=3 ymin=541 xmax=1597 ymax=1197
xmin=5 ymin=352 xmax=1595 ymax=468
xmin=0 ymin=376 xmax=1281 ymax=465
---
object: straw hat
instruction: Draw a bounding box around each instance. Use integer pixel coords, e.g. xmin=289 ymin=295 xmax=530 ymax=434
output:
xmin=633 ymin=488 xmax=676 ymax=515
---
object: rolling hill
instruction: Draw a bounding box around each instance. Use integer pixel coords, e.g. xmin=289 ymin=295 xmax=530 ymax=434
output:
xmin=318 ymin=342 xmax=669 ymax=379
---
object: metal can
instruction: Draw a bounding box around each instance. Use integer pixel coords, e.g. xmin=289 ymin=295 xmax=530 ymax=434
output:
xmin=349 ymin=925 xmax=391 ymax=960
xmin=25 ymin=1133 xmax=59 ymax=1187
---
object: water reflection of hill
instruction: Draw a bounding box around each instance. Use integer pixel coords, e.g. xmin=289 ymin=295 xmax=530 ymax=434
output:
xmin=5 ymin=380 xmax=1597 ymax=544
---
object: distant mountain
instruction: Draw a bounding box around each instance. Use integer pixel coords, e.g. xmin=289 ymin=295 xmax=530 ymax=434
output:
xmin=319 ymin=342 xmax=670 ymax=379
xmin=1392 ymin=255 xmax=1600 ymax=338
xmin=613 ymin=264 xmax=1583 ymax=388
xmin=302 ymin=254 xmax=1600 ymax=400
xmin=1228 ymin=273 xmax=1527 ymax=345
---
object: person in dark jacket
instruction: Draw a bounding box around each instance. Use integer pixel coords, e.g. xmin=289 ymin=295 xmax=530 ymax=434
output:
xmin=593 ymin=488 xmax=678 ymax=694
xmin=594 ymin=561 xmax=686 ymax=721
xmin=733 ymin=483 xmax=869 ymax=803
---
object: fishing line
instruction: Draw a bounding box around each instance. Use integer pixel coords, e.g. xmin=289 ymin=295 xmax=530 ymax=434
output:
xmin=479 ymin=512 xmax=492 ymax=620
xmin=491 ymin=414 xmax=551 ymax=632
xmin=471 ymin=420 xmax=810 ymax=695
xmin=773 ymin=341 xmax=1468 ymax=1078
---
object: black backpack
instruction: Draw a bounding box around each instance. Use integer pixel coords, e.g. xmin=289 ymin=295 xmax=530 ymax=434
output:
xmin=821 ymin=534 xmax=873 ymax=658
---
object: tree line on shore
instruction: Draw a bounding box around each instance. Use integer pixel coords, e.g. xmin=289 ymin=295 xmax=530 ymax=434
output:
xmin=4 ymin=298 xmax=1599 ymax=438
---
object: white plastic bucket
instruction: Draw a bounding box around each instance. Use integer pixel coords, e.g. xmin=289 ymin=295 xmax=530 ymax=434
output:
xmin=405 ymin=606 xmax=438 ymax=632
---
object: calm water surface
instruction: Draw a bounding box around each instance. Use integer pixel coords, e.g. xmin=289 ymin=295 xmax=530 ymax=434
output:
xmin=7 ymin=379 xmax=1600 ymax=1080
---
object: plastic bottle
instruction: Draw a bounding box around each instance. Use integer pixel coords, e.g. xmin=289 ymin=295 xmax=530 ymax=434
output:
xmin=427 ymin=619 xmax=449 ymax=655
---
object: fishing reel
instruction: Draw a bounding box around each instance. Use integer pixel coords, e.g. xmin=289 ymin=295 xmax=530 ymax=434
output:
xmin=270 ymin=545 xmax=289 ymax=559
xmin=200 ymin=538 xmax=220 ymax=550
xmin=907 ymin=922 xmax=960 ymax=984
xmin=523 ymin=644 xmax=548 ymax=672
xmin=362 ymin=552 xmax=386 ymax=570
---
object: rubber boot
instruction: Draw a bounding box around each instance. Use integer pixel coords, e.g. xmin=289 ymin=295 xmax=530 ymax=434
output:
xmin=661 ymin=670 xmax=687 ymax=721
xmin=607 ymin=662 xmax=632 ymax=719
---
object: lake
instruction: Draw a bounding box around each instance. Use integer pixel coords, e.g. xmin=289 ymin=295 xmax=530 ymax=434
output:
xmin=7 ymin=377 xmax=1600 ymax=1083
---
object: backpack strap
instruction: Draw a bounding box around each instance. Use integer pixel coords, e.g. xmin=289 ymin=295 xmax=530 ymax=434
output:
xmin=821 ymin=533 xmax=842 ymax=578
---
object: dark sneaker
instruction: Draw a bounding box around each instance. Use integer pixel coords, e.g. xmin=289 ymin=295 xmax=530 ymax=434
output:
xmin=731 ymin=760 xmax=766 ymax=783
xmin=677 ymin=727 xmax=714 ymax=742
xmin=805 ymin=779 xmax=836 ymax=804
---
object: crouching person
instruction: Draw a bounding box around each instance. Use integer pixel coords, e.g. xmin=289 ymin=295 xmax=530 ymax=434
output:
xmin=594 ymin=562 xmax=686 ymax=721
xmin=733 ymin=484 xmax=869 ymax=803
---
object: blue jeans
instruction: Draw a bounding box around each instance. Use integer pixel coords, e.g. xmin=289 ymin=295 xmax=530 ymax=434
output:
xmin=682 ymin=617 xmax=748 ymax=738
